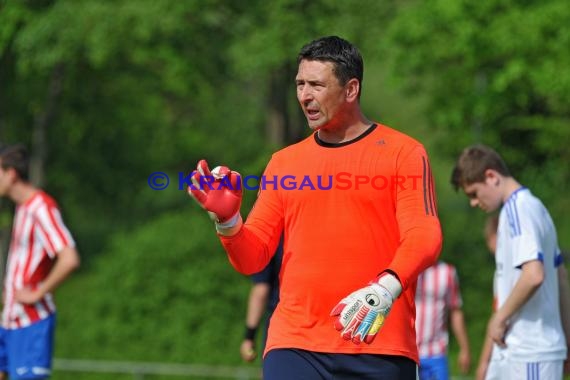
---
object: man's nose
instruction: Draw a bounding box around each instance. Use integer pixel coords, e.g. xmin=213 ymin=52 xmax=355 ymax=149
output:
xmin=298 ymin=86 xmax=313 ymax=103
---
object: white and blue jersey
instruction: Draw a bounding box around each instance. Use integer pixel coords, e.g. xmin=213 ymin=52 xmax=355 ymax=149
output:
xmin=495 ymin=187 xmax=566 ymax=362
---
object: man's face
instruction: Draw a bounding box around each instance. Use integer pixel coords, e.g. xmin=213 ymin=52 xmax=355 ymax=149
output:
xmin=462 ymin=178 xmax=503 ymax=213
xmin=0 ymin=165 xmax=14 ymax=197
xmin=295 ymin=59 xmax=348 ymax=131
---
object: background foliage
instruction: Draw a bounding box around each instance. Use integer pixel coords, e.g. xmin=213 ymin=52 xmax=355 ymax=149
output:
xmin=1 ymin=0 xmax=568 ymax=378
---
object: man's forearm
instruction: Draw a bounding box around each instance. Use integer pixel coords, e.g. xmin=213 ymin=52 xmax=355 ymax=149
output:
xmin=450 ymin=309 xmax=470 ymax=353
xmin=496 ymin=260 xmax=543 ymax=322
xmin=558 ymin=265 xmax=570 ymax=343
xmin=478 ymin=330 xmax=494 ymax=366
xmin=37 ymin=247 xmax=80 ymax=297
xmin=245 ymin=283 xmax=270 ymax=329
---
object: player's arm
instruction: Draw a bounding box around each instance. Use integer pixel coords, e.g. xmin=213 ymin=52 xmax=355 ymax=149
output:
xmin=557 ymin=263 xmax=570 ymax=374
xmin=488 ymin=259 xmax=543 ymax=347
xmin=240 ymin=282 xmax=271 ymax=362
xmin=477 ymin=291 xmax=497 ymax=380
xmin=15 ymin=246 xmax=80 ymax=304
xmin=447 ymin=266 xmax=470 ymax=374
xmin=450 ymin=307 xmax=471 ymax=374
xmin=330 ymin=145 xmax=442 ymax=345
xmin=476 ymin=331 xmax=494 ymax=380
xmin=386 ymin=145 xmax=442 ymax=289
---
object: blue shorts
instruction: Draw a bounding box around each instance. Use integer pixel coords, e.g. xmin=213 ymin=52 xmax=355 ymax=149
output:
xmin=419 ymin=355 xmax=448 ymax=380
xmin=264 ymin=348 xmax=417 ymax=379
xmin=0 ymin=314 xmax=56 ymax=379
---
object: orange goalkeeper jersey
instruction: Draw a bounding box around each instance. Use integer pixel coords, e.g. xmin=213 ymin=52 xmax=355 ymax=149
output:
xmin=220 ymin=124 xmax=442 ymax=362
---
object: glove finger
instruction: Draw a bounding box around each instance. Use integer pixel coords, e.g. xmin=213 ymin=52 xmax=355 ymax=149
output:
xmin=214 ymin=169 xmax=241 ymax=195
xmin=191 ymin=170 xmax=212 ymax=195
xmin=340 ymin=303 xmax=369 ymax=340
xmin=229 ymin=171 xmax=242 ymax=194
xmin=352 ymin=310 xmax=378 ymax=344
xmin=196 ymin=160 xmax=218 ymax=191
xmin=339 ymin=299 xmax=364 ymax=328
xmin=197 ymin=159 xmax=212 ymax=177
xmin=363 ymin=314 xmax=386 ymax=344
xmin=330 ymin=301 xmax=347 ymax=317
xmin=188 ymin=184 xmax=207 ymax=206
xmin=340 ymin=316 xmax=359 ymax=340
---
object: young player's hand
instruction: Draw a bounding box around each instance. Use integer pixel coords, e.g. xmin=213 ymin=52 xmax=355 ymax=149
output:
xmin=14 ymin=286 xmax=43 ymax=304
xmin=187 ymin=159 xmax=242 ymax=223
xmin=487 ymin=312 xmax=508 ymax=348
xmin=457 ymin=348 xmax=471 ymax=374
xmin=240 ymin=339 xmax=257 ymax=362
xmin=475 ymin=361 xmax=489 ymax=380
xmin=330 ymin=274 xmax=401 ymax=345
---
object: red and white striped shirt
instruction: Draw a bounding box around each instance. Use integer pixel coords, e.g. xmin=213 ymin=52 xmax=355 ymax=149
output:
xmin=2 ymin=191 xmax=75 ymax=329
xmin=415 ymin=261 xmax=462 ymax=358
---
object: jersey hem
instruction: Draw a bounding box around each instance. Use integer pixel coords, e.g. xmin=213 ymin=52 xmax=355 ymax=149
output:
xmin=264 ymin=344 xmax=419 ymax=364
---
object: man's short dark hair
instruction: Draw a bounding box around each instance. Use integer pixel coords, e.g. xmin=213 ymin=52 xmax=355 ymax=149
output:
xmin=451 ymin=144 xmax=511 ymax=191
xmin=297 ymin=36 xmax=364 ymax=98
xmin=0 ymin=144 xmax=30 ymax=181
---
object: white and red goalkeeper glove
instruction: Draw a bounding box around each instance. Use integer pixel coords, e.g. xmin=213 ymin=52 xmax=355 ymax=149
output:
xmin=330 ymin=272 xmax=402 ymax=345
xmin=187 ymin=159 xmax=243 ymax=231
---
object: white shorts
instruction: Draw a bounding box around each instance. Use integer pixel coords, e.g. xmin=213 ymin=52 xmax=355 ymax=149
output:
xmin=501 ymin=360 xmax=563 ymax=380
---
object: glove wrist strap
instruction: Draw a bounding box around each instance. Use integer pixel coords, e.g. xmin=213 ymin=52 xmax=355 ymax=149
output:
xmin=215 ymin=213 xmax=242 ymax=236
xmin=376 ymin=273 xmax=402 ymax=299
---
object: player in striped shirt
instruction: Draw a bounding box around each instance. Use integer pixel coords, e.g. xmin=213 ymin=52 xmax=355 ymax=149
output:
xmin=452 ymin=144 xmax=570 ymax=380
xmin=415 ymin=261 xmax=471 ymax=379
xmin=0 ymin=144 xmax=80 ymax=380
xmin=188 ymin=36 xmax=442 ymax=379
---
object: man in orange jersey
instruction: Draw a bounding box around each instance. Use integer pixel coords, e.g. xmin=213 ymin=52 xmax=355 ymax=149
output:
xmin=188 ymin=36 xmax=442 ymax=379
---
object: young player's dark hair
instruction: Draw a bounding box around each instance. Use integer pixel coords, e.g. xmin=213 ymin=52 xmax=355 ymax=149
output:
xmin=297 ymin=36 xmax=364 ymax=99
xmin=451 ymin=144 xmax=511 ymax=191
xmin=0 ymin=144 xmax=30 ymax=181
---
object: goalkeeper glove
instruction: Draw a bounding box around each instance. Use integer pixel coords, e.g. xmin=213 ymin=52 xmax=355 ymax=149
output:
xmin=187 ymin=159 xmax=243 ymax=230
xmin=330 ymin=272 xmax=402 ymax=345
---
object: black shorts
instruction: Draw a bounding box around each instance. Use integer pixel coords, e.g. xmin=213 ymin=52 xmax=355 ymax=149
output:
xmin=264 ymin=348 xmax=417 ymax=380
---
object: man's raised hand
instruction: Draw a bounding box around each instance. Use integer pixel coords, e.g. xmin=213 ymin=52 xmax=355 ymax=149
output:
xmin=187 ymin=159 xmax=242 ymax=228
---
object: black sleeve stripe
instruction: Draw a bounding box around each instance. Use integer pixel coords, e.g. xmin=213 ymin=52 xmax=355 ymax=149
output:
xmin=422 ymin=156 xmax=437 ymax=216
xmin=422 ymin=156 xmax=429 ymax=215
xmin=427 ymin=159 xmax=435 ymax=215
xmin=430 ymin=164 xmax=438 ymax=216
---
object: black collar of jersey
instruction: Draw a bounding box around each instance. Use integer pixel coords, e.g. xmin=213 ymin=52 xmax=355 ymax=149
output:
xmin=314 ymin=124 xmax=377 ymax=148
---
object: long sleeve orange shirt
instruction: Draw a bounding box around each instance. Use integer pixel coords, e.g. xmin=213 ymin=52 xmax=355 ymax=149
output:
xmin=220 ymin=124 xmax=442 ymax=362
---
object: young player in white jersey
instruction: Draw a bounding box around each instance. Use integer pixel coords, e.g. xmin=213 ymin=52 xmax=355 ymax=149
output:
xmin=415 ymin=261 xmax=471 ymax=380
xmin=452 ymin=144 xmax=570 ymax=380
xmin=0 ymin=144 xmax=80 ymax=380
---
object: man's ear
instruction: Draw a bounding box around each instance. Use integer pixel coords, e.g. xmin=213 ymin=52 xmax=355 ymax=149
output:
xmin=484 ymin=169 xmax=500 ymax=186
xmin=345 ymin=78 xmax=360 ymax=102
